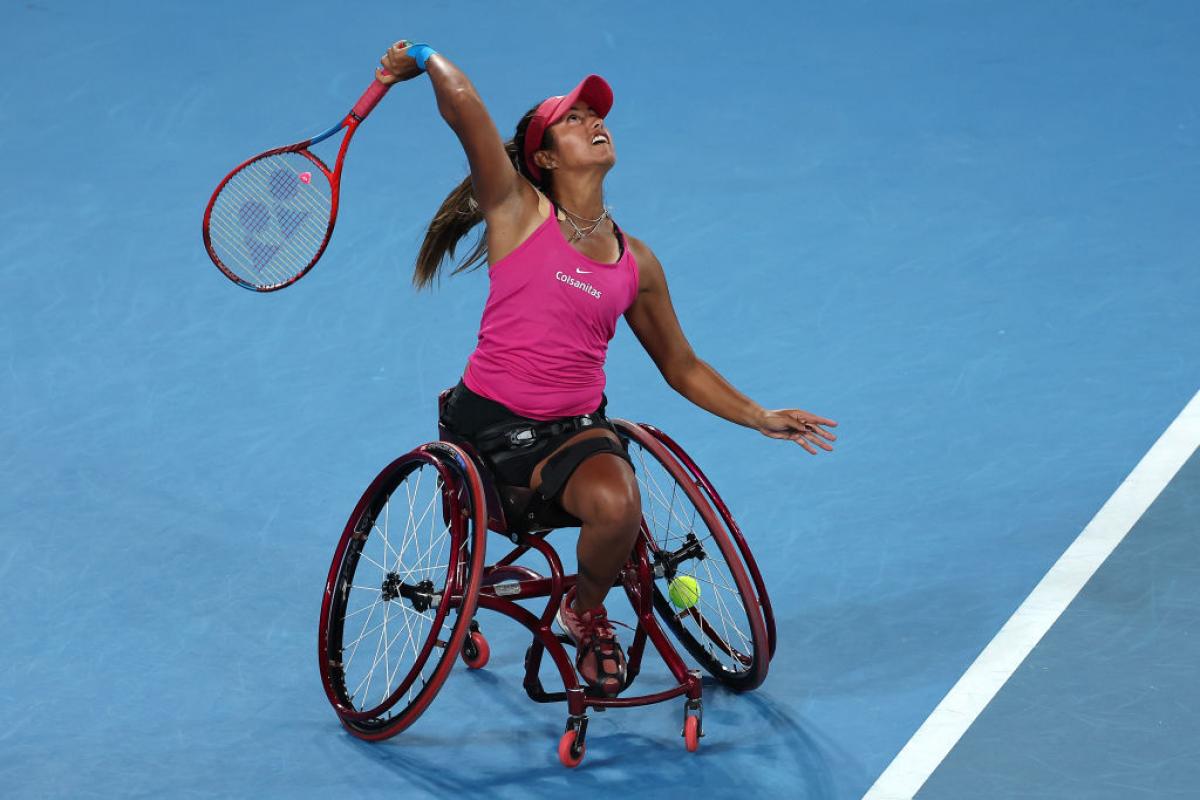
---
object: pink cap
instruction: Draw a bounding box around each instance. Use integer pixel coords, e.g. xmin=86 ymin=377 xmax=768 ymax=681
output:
xmin=523 ymin=75 xmax=614 ymax=182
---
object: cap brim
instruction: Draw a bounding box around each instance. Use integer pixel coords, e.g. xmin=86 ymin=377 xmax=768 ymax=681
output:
xmin=545 ymin=74 xmax=613 ymax=123
xmin=525 ymin=75 xmax=614 ymax=181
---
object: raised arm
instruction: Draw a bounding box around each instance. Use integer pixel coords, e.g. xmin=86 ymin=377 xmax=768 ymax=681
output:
xmin=624 ymin=238 xmax=837 ymax=454
xmin=377 ymin=42 xmax=537 ymax=223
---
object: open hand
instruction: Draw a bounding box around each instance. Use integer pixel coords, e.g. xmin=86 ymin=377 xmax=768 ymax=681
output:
xmin=756 ymin=409 xmax=838 ymax=454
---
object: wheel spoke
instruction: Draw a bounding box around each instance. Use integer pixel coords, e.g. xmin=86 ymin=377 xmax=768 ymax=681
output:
xmin=343 ymin=596 xmax=382 ymax=673
xmin=621 ymin=428 xmax=763 ymax=687
xmin=324 ymin=452 xmax=482 ymax=727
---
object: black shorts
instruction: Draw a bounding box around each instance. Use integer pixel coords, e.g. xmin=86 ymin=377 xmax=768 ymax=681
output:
xmin=438 ymin=380 xmax=617 ymax=490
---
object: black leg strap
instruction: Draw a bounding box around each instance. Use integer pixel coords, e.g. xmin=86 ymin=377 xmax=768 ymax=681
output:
xmin=537 ymin=436 xmax=634 ymax=504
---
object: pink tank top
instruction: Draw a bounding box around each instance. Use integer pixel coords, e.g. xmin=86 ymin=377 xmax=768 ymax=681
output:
xmin=463 ymin=211 xmax=640 ymax=420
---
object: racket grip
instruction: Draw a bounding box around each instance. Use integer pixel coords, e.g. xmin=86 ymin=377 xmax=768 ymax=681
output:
xmin=351 ymin=78 xmax=392 ymax=121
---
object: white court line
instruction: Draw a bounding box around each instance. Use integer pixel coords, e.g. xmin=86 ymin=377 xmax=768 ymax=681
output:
xmin=863 ymin=388 xmax=1200 ymax=800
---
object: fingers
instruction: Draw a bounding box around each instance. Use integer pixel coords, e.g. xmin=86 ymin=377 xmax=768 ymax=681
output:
xmin=379 ymin=39 xmax=415 ymax=81
xmin=379 ymin=50 xmax=403 ymax=73
xmin=794 ymin=435 xmax=818 ymax=455
xmin=760 ymin=425 xmax=829 ymax=454
xmin=782 ymin=426 xmax=823 ymax=454
xmin=786 ymin=409 xmax=837 ymax=431
xmin=761 ymin=410 xmax=837 ymax=454
xmin=795 ymin=429 xmax=833 ymax=453
xmin=786 ymin=413 xmax=836 ymax=443
xmin=805 ymin=423 xmax=837 ymax=443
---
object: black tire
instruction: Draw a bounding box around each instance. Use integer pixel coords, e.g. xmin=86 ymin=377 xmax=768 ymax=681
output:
xmin=638 ymin=423 xmax=777 ymax=660
xmin=613 ymin=420 xmax=770 ymax=691
xmin=318 ymin=443 xmax=487 ymax=739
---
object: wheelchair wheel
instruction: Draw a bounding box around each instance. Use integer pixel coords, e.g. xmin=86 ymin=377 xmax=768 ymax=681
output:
xmin=638 ymin=424 xmax=777 ymax=660
xmin=318 ymin=442 xmax=487 ymax=740
xmin=612 ymin=420 xmax=770 ymax=691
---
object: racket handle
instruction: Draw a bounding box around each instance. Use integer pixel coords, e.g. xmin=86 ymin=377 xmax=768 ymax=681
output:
xmin=351 ymin=77 xmax=392 ymax=121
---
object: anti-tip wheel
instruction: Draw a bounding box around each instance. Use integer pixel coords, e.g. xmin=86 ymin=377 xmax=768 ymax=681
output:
xmin=558 ymin=729 xmax=586 ymax=768
xmin=684 ymin=715 xmax=701 ymax=753
xmin=462 ymin=630 xmax=490 ymax=670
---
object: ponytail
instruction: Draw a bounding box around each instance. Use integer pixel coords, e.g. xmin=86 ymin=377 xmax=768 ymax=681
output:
xmin=413 ymin=104 xmax=552 ymax=289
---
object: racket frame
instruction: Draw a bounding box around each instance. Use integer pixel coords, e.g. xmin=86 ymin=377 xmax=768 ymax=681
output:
xmin=202 ymin=79 xmax=390 ymax=292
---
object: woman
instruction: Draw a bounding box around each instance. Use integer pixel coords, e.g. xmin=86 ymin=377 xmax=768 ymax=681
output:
xmin=378 ymin=42 xmax=837 ymax=697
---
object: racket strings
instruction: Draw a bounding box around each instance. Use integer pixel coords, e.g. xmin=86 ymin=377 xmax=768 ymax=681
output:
xmin=207 ymin=151 xmax=333 ymax=288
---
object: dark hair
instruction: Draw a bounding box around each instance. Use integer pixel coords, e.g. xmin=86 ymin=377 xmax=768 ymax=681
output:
xmin=413 ymin=105 xmax=554 ymax=289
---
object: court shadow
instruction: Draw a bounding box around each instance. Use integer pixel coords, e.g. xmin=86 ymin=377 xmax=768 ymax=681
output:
xmin=336 ymin=727 xmax=751 ymax=796
xmin=330 ymin=674 xmax=855 ymax=798
xmin=735 ymin=691 xmax=851 ymax=799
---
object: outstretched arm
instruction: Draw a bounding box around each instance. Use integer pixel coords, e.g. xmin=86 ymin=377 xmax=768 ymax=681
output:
xmin=377 ymin=42 xmax=536 ymax=224
xmin=624 ymin=239 xmax=837 ymax=454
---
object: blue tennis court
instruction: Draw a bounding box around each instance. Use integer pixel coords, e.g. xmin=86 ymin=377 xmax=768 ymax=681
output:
xmin=2 ymin=2 xmax=1197 ymax=797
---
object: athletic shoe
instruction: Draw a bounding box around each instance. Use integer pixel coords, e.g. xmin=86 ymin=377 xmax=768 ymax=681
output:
xmin=555 ymin=586 xmax=627 ymax=697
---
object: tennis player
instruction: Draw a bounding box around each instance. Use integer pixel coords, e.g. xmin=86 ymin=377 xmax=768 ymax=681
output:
xmin=377 ymin=41 xmax=836 ymax=697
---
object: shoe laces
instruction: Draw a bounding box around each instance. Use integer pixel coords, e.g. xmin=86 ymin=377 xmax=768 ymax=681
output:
xmin=576 ymin=605 xmax=616 ymax=646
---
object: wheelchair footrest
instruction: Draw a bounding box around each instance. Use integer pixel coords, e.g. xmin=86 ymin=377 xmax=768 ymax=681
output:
xmin=527 ymin=688 xmax=570 ymax=704
xmin=523 ymin=643 xmax=566 ymax=704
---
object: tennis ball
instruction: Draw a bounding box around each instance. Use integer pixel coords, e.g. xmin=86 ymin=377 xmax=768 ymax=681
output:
xmin=668 ymin=575 xmax=700 ymax=609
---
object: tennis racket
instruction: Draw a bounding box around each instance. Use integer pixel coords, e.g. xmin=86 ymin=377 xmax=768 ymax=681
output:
xmin=202 ymin=74 xmax=392 ymax=291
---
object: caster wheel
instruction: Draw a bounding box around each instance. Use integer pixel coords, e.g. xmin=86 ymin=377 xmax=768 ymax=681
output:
xmin=558 ymin=729 xmax=586 ymax=768
xmin=684 ymin=715 xmax=701 ymax=753
xmin=462 ymin=631 xmax=490 ymax=670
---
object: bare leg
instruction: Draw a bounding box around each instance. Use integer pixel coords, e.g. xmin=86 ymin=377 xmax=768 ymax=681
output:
xmin=530 ymin=429 xmax=642 ymax=611
xmin=562 ymin=456 xmax=642 ymax=611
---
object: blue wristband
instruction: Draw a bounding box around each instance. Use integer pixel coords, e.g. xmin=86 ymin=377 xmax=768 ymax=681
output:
xmin=407 ymin=43 xmax=437 ymax=71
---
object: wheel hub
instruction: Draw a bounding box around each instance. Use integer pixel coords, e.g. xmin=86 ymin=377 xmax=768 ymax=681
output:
xmin=653 ymin=532 xmax=707 ymax=580
xmin=380 ymin=572 xmax=402 ymax=602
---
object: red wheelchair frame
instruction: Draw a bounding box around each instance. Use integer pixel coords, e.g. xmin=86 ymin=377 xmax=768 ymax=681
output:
xmin=318 ymin=391 xmax=775 ymax=767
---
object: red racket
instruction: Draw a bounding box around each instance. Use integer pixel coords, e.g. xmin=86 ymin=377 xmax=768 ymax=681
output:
xmin=202 ymin=74 xmax=392 ymax=291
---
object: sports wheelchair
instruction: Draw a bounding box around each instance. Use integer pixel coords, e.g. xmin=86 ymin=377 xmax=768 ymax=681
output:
xmin=318 ymin=389 xmax=776 ymax=767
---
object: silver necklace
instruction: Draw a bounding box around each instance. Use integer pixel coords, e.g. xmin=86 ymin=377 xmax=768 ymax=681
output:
xmin=559 ymin=204 xmax=610 ymax=242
